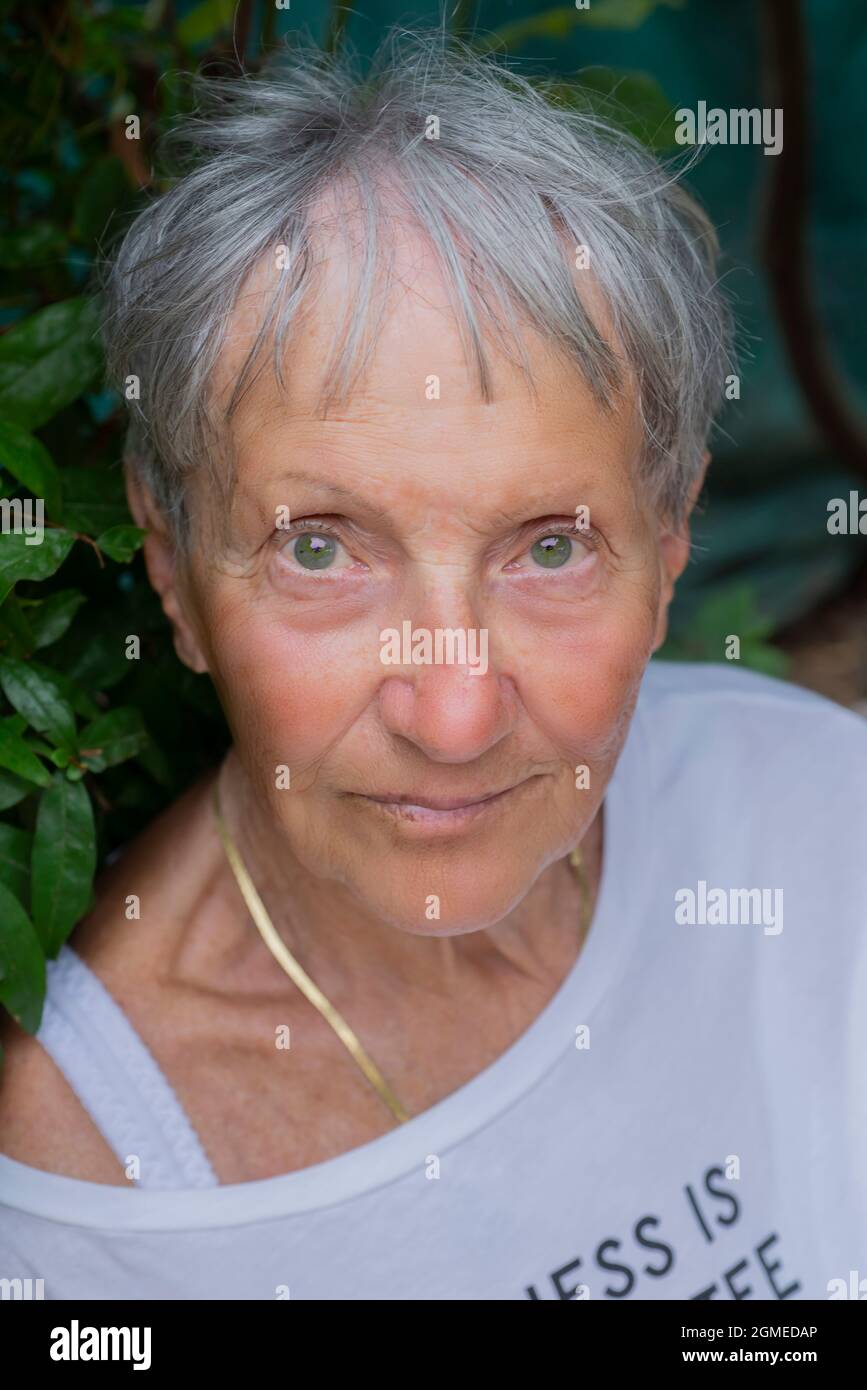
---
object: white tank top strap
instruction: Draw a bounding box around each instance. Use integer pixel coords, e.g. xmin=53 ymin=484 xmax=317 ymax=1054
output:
xmin=35 ymin=944 xmax=219 ymax=1190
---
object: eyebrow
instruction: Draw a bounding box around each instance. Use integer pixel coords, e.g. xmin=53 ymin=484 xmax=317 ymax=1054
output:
xmin=271 ymin=469 xmax=394 ymax=522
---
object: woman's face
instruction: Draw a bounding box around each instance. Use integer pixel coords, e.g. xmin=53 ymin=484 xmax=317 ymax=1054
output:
xmin=153 ymin=230 xmax=689 ymax=934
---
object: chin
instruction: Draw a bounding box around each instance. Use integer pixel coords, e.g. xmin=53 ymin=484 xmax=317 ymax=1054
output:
xmin=351 ymin=862 xmax=544 ymax=937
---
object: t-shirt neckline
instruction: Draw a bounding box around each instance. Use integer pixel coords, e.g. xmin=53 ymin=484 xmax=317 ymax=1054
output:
xmin=0 ymin=696 xmax=651 ymax=1231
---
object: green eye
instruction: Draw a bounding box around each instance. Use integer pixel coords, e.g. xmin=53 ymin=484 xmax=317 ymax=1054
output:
xmin=531 ymin=534 xmax=572 ymax=568
xmin=294 ymin=533 xmax=337 ymax=570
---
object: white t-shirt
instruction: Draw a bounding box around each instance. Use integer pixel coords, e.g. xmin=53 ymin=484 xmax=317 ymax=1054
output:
xmin=1 ymin=660 xmax=865 ymax=1301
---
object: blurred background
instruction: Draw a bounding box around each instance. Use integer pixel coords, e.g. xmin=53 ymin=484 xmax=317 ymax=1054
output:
xmin=1 ymin=0 xmax=866 ymax=873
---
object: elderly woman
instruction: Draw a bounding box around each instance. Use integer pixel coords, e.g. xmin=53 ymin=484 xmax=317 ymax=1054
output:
xmin=1 ymin=30 xmax=865 ymax=1303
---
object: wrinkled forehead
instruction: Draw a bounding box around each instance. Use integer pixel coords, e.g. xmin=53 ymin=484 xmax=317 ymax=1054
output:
xmin=189 ymin=200 xmax=648 ymax=558
xmin=209 ymin=180 xmax=636 ymax=441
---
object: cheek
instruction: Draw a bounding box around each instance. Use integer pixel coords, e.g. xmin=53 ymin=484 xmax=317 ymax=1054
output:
xmin=205 ymin=603 xmax=372 ymax=777
xmin=512 ymin=584 xmax=658 ymax=762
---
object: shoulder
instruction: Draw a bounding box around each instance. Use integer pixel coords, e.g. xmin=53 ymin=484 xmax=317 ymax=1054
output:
xmin=637 ymin=659 xmax=867 ymax=791
xmin=640 ymin=655 xmax=866 ymax=727
xmin=631 ymin=661 xmax=867 ymax=930
xmin=0 ymin=1011 xmax=128 ymax=1184
xmin=0 ymin=767 xmax=222 ymax=1185
xmin=631 ymin=660 xmax=867 ymax=977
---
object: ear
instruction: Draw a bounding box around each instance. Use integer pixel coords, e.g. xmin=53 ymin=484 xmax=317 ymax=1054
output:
xmin=652 ymin=450 xmax=710 ymax=653
xmin=125 ymin=464 xmax=210 ymax=675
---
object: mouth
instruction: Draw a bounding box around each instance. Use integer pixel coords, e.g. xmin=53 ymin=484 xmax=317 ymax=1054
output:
xmin=352 ymin=777 xmax=541 ymax=832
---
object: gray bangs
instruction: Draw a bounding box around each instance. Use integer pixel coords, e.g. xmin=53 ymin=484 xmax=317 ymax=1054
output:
xmin=99 ymin=25 xmax=734 ymax=546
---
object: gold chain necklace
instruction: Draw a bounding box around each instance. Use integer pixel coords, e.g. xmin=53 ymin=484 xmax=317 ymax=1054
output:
xmin=212 ymin=781 xmax=592 ymax=1127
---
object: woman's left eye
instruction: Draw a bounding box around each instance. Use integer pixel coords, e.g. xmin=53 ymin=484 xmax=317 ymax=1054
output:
xmin=516 ymin=530 xmax=595 ymax=572
xmin=278 ymin=525 xmax=353 ymax=573
xmin=530 ymin=534 xmax=573 ymax=569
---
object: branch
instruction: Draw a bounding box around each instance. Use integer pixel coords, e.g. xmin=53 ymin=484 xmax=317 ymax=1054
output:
xmin=760 ymin=0 xmax=867 ymax=481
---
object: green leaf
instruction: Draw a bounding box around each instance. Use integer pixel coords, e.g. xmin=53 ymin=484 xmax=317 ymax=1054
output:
xmin=738 ymin=641 xmax=790 ymax=679
xmin=0 ymin=715 xmax=52 ymax=786
xmin=177 ymin=0 xmax=236 ymax=47
xmin=60 ymin=465 xmax=130 ymax=535
xmin=57 ymin=625 xmax=131 ymax=691
xmin=24 ymin=658 xmax=99 ymax=721
xmin=0 ymin=654 xmax=77 ymax=750
xmin=0 ymin=767 xmax=31 ymax=810
xmin=693 ymin=585 xmax=774 ymax=642
xmin=0 ymin=527 xmax=76 ymax=606
xmin=659 ymin=583 xmax=790 ymax=678
xmin=478 ymin=0 xmax=678 ymax=51
xmin=31 ymin=775 xmax=96 ymax=956
xmin=25 ymin=734 xmax=59 ymax=760
xmin=0 ymin=881 xmax=45 ymax=1034
xmin=563 ymin=68 xmax=678 ymax=149
xmin=0 ymin=592 xmax=36 ymax=658
xmin=96 ymin=524 xmax=147 ymax=563
xmin=478 ymin=6 xmax=586 ymax=49
xmin=0 ymin=822 xmax=32 ymax=903
xmin=79 ymin=706 xmax=149 ymax=772
xmin=0 ymin=419 xmax=62 ymax=517
xmin=0 ymin=222 xmax=67 ymax=270
xmin=0 ymin=298 xmax=103 ymax=430
xmin=567 ymin=0 xmax=680 ymax=28
xmin=20 ymin=589 xmax=86 ymax=649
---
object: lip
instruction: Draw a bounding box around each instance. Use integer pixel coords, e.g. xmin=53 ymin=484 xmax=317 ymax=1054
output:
xmin=364 ymin=787 xmax=519 ymax=810
xmin=353 ymin=778 xmax=539 ymax=833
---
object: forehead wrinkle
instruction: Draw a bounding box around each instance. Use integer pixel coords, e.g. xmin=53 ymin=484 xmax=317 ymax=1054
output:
xmin=213 ymin=228 xmax=644 ymax=552
xmin=216 ymin=192 xmax=638 ymax=469
xmin=217 ymin=198 xmax=533 ymax=437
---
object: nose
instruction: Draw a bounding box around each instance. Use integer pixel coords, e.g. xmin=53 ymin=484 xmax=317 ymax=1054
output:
xmin=376 ymin=609 xmax=519 ymax=764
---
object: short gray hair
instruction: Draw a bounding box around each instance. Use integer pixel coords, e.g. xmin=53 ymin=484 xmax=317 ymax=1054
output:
xmin=100 ymin=25 xmax=734 ymax=547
